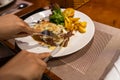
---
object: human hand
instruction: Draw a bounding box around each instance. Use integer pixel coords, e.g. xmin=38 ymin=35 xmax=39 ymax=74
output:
xmin=0 ymin=14 xmax=34 ymax=40
xmin=0 ymin=50 xmax=50 ymax=80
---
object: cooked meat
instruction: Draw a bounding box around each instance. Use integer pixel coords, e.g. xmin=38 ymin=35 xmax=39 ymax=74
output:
xmin=32 ymin=21 xmax=73 ymax=47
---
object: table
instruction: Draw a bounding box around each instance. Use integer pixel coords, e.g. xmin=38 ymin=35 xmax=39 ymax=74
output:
xmin=47 ymin=21 xmax=120 ymax=80
xmin=1 ymin=0 xmax=120 ymax=80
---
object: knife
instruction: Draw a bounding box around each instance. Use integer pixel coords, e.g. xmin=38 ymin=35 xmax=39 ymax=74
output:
xmin=43 ymin=38 xmax=68 ymax=62
xmin=44 ymin=45 xmax=61 ymax=62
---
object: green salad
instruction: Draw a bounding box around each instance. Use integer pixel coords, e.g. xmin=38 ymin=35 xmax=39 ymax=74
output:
xmin=49 ymin=3 xmax=64 ymax=25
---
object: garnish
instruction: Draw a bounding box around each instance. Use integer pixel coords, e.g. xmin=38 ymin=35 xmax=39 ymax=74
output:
xmin=49 ymin=3 xmax=64 ymax=25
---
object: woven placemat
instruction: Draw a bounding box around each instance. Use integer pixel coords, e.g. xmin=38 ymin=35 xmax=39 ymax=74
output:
xmin=47 ymin=21 xmax=120 ymax=80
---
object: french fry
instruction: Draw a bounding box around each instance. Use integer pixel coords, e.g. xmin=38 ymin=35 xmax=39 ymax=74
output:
xmin=65 ymin=19 xmax=68 ymax=29
xmin=69 ymin=18 xmax=80 ymax=22
xmin=71 ymin=25 xmax=74 ymax=31
xmin=78 ymin=26 xmax=86 ymax=33
xmin=80 ymin=22 xmax=87 ymax=28
xmin=63 ymin=8 xmax=87 ymax=33
xmin=65 ymin=16 xmax=70 ymax=23
xmin=63 ymin=8 xmax=75 ymax=17
xmin=68 ymin=22 xmax=72 ymax=30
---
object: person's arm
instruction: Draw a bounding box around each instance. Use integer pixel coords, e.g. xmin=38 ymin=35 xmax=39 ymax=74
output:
xmin=0 ymin=14 xmax=50 ymax=80
xmin=0 ymin=50 xmax=50 ymax=80
xmin=0 ymin=14 xmax=34 ymax=40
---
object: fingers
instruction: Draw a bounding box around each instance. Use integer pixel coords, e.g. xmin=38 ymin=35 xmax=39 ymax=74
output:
xmin=15 ymin=17 xmax=42 ymax=37
xmin=18 ymin=22 xmax=42 ymax=36
xmin=20 ymin=50 xmax=50 ymax=59
xmin=32 ymin=28 xmax=42 ymax=33
xmin=38 ymin=52 xmax=50 ymax=59
xmin=19 ymin=22 xmax=34 ymax=35
xmin=20 ymin=19 xmax=42 ymax=34
xmin=15 ymin=33 xmax=30 ymax=38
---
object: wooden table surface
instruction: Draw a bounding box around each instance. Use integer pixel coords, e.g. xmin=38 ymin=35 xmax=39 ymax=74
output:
xmin=1 ymin=0 xmax=120 ymax=80
xmin=14 ymin=0 xmax=49 ymax=16
xmin=77 ymin=0 xmax=120 ymax=29
xmin=14 ymin=0 xmax=120 ymax=29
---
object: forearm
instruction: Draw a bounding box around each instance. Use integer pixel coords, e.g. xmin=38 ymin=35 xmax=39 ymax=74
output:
xmin=0 ymin=73 xmax=26 ymax=80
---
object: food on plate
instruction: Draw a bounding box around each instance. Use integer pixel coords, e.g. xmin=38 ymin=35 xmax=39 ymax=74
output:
xmin=32 ymin=21 xmax=73 ymax=47
xmin=63 ymin=8 xmax=87 ymax=33
xmin=49 ymin=3 xmax=64 ymax=25
xmin=31 ymin=3 xmax=87 ymax=48
xmin=49 ymin=3 xmax=87 ymax=33
xmin=63 ymin=8 xmax=75 ymax=17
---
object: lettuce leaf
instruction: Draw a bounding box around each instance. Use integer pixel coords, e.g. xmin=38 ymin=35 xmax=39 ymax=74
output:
xmin=49 ymin=3 xmax=64 ymax=25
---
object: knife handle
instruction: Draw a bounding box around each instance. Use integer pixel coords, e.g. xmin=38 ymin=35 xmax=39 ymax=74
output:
xmin=44 ymin=56 xmax=52 ymax=62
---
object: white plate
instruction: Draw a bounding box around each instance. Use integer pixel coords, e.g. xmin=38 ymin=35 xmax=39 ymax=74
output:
xmin=0 ymin=0 xmax=15 ymax=8
xmin=15 ymin=9 xmax=95 ymax=57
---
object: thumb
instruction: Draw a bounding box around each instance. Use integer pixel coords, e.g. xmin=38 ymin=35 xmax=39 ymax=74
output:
xmin=38 ymin=52 xmax=50 ymax=59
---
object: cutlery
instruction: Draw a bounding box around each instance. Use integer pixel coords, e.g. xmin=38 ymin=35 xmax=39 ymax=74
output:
xmin=1 ymin=3 xmax=28 ymax=15
xmin=32 ymin=30 xmax=59 ymax=44
xmin=17 ymin=3 xmax=28 ymax=9
xmin=32 ymin=30 xmax=59 ymax=39
xmin=32 ymin=32 xmax=44 ymax=36
xmin=44 ymin=45 xmax=61 ymax=62
xmin=43 ymin=38 xmax=68 ymax=62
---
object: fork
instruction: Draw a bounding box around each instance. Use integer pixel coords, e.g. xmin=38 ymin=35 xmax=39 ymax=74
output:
xmin=43 ymin=38 xmax=68 ymax=62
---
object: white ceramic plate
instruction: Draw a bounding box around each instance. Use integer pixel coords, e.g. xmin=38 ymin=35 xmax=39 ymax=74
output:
xmin=0 ymin=0 xmax=15 ymax=8
xmin=15 ymin=9 xmax=95 ymax=57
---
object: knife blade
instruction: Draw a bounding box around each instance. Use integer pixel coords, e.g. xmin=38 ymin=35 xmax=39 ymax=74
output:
xmin=43 ymin=38 xmax=68 ymax=62
xmin=44 ymin=45 xmax=61 ymax=62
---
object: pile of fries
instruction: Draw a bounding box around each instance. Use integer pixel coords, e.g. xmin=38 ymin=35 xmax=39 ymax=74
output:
xmin=63 ymin=8 xmax=87 ymax=33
